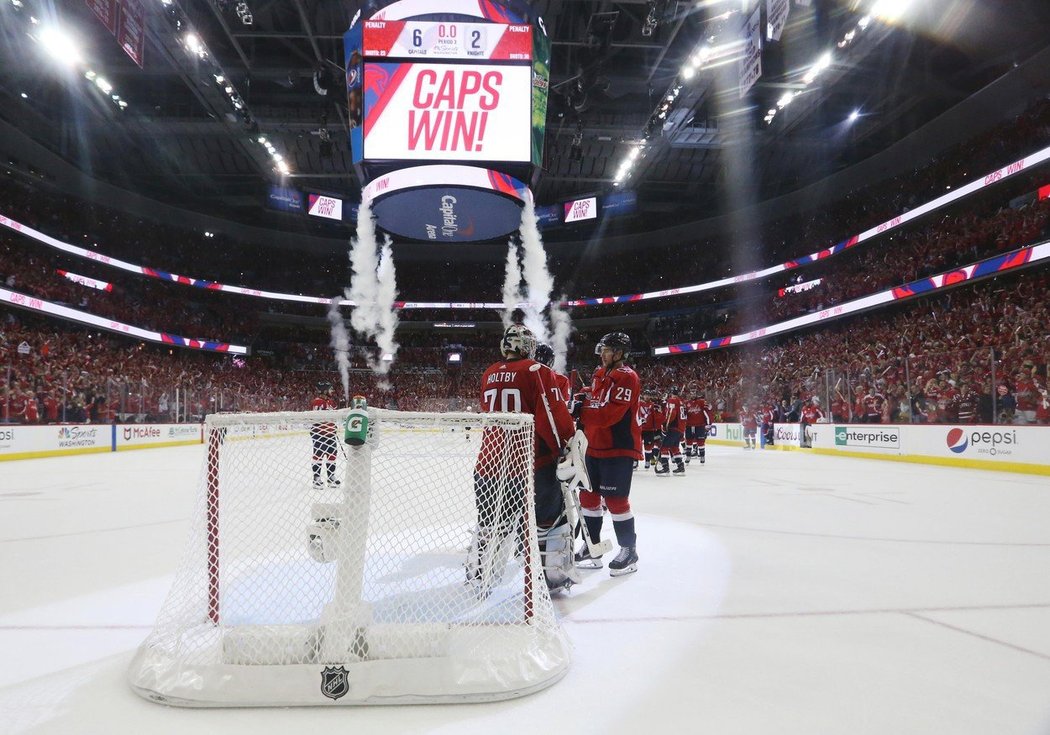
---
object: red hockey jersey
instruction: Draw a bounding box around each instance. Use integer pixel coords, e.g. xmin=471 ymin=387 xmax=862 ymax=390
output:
xmin=310 ymin=395 xmax=338 ymax=437
xmin=581 ymin=365 xmax=642 ymax=460
xmin=551 ymin=370 xmax=572 ymax=405
xmin=686 ymin=398 xmax=711 ymax=427
xmin=638 ymin=399 xmax=657 ymax=432
xmin=479 ymin=358 xmax=575 ymax=469
xmin=801 ymin=404 xmax=824 ymax=423
xmin=664 ymin=395 xmax=687 ymax=433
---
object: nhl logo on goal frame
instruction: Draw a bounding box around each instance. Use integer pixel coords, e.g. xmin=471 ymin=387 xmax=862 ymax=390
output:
xmin=320 ymin=665 xmax=349 ymax=700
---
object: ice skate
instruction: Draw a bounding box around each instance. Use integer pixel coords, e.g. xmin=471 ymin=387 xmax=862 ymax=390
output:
xmin=608 ymin=546 xmax=638 ymax=577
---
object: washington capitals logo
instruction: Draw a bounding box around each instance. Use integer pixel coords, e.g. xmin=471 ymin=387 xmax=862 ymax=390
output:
xmin=320 ymin=666 xmax=349 ymax=700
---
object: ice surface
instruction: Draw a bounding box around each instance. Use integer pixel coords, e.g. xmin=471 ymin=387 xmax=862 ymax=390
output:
xmin=1 ymin=445 xmax=1049 ymax=734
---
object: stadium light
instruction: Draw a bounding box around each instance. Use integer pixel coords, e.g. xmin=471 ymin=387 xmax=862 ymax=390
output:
xmin=34 ymin=25 xmax=83 ymax=67
xmin=183 ymin=32 xmax=207 ymax=59
xmin=848 ymin=109 xmax=860 ymax=122
xmin=870 ymin=0 xmax=911 ymax=22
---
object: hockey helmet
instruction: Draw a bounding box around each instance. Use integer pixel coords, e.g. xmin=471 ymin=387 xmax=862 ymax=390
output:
xmin=501 ymin=324 xmax=537 ymax=360
xmin=595 ymin=331 xmax=631 ymax=356
xmin=534 ymin=342 xmax=555 ymax=367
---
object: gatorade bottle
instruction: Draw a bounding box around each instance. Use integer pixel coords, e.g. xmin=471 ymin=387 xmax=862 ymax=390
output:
xmin=344 ymin=395 xmax=369 ymax=446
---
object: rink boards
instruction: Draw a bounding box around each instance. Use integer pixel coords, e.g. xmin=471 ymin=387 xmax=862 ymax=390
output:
xmin=3 ymin=419 xmax=1047 ymax=475
xmin=706 ymin=421 xmax=1050 ymax=475
xmin=0 ymin=422 xmax=203 ymax=461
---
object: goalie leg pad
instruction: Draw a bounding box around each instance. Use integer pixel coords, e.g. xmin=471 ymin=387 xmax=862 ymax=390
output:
xmin=539 ymin=522 xmax=580 ymax=591
xmin=307 ymin=502 xmax=344 ymax=563
xmin=465 ymin=524 xmax=515 ymax=596
xmin=534 ymin=463 xmax=565 ymax=528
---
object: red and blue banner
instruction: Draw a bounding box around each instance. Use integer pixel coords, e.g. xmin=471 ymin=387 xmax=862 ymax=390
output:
xmin=652 ymin=240 xmax=1050 ymax=356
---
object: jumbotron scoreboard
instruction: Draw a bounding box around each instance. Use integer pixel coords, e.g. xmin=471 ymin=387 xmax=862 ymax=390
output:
xmin=344 ymin=0 xmax=550 ymax=243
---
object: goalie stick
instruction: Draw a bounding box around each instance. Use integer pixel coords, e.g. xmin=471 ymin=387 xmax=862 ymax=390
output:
xmin=532 ymin=364 xmax=613 ymax=557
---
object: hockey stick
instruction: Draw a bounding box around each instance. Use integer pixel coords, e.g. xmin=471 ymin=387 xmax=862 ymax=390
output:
xmin=532 ymin=364 xmax=612 ymax=557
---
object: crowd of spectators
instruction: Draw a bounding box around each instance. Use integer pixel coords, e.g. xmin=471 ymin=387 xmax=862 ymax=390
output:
xmin=3 ymin=262 xmax=1047 ymax=426
xmin=1 ymin=100 xmax=1048 ymax=305
xmin=632 ymin=270 xmax=1050 ymax=426
xmin=2 ymin=98 xmax=1049 ymax=428
xmin=647 ymin=184 xmax=1050 ymax=345
xmin=0 ymin=232 xmax=258 ymax=342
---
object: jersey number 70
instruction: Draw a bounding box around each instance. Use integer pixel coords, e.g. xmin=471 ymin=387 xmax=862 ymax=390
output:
xmin=484 ymin=388 xmax=522 ymax=413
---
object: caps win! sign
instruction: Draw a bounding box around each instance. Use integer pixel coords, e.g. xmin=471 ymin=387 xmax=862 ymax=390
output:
xmin=563 ymin=196 xmax=597 ymax=223
xmin=362 ymin=62 xmax=532 ymax=162
xmin=308 ymin=194 xmax=343 ymax=221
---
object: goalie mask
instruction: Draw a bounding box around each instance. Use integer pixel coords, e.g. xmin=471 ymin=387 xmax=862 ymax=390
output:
xmin=501 ymin=324 xmax=537 ymax=360
xmin=595 ymin=332 xmax=631 ymax=357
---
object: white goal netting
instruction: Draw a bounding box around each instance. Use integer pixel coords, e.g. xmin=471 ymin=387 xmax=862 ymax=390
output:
xmin=128 ymin=408 xmax=570 ymax=706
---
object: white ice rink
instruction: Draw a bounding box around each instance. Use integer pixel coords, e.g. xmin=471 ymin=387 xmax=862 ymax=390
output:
xmin=1 ymin=444 xmax=1049 ymax=735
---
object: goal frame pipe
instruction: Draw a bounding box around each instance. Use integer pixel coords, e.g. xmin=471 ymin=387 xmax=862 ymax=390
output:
xmin=206 ymin=425 xmax=223 ymax=624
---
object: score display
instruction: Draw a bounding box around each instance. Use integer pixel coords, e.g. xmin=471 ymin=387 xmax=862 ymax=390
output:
xmin=363 ymin=20 xmax=532 ymax=61
xmin=362 ymin=63 xmax=532 ymax=162
xmin=344 ymin=0 xmax=550 ymax=242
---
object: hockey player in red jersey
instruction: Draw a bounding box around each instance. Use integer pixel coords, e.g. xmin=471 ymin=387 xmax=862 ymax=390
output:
xmin=648 ymin=396 xmax=668 ymax=466
xmin=800 ymin=396 xmax=824 ymax=448
xmin=655 ymin=386 xmax=687 ymax=476
xmin=740 ymin=402 xmax=758 ymax=449
xmin=638 ymin=391 xmax=659 ymax=470
xmin=475 ymin=325 xmax=576 ymax=592
xmin=685 ymin=391 xmax=712 ymax=465
xmin=534 ymin=343 xmax=572 ymax=406
xmin=310 ymin=381 xmax=340 ymax=488
xmin=575 ymin=332 xmax=642 ymax=576
xmin=760 ymin=402 xmax=777 ymax=448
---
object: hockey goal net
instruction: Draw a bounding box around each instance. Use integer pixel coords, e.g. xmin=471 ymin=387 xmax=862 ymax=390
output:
xmin=128 ymin=408 xmax=570 ymax=706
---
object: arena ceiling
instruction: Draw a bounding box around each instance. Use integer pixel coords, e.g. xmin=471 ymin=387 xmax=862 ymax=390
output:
xmin=2 ymin=0 xmax=1050 ymax=236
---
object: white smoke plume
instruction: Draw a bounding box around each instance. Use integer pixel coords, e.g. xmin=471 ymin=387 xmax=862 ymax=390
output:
xmin=501 ymin=241 xmax=523 ymax=329
xmin=517 ymin=196 xmax=552 ymax=344
xmin=372 ymin=237 xmax=400 ymax=389
xmin=327 ymin=297 xmax=351 ymax=400
xmin=346 ymin=201 xmax=400 ymax=391
xmin=548 ymin=302 xmax=572 ymax=374
xmin=515 ymin=195 xmax=573 ymax=370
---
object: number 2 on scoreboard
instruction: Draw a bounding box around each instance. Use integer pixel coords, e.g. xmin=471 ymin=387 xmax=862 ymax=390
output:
xmin=471 ymin=29 xmax=481 ymax=49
